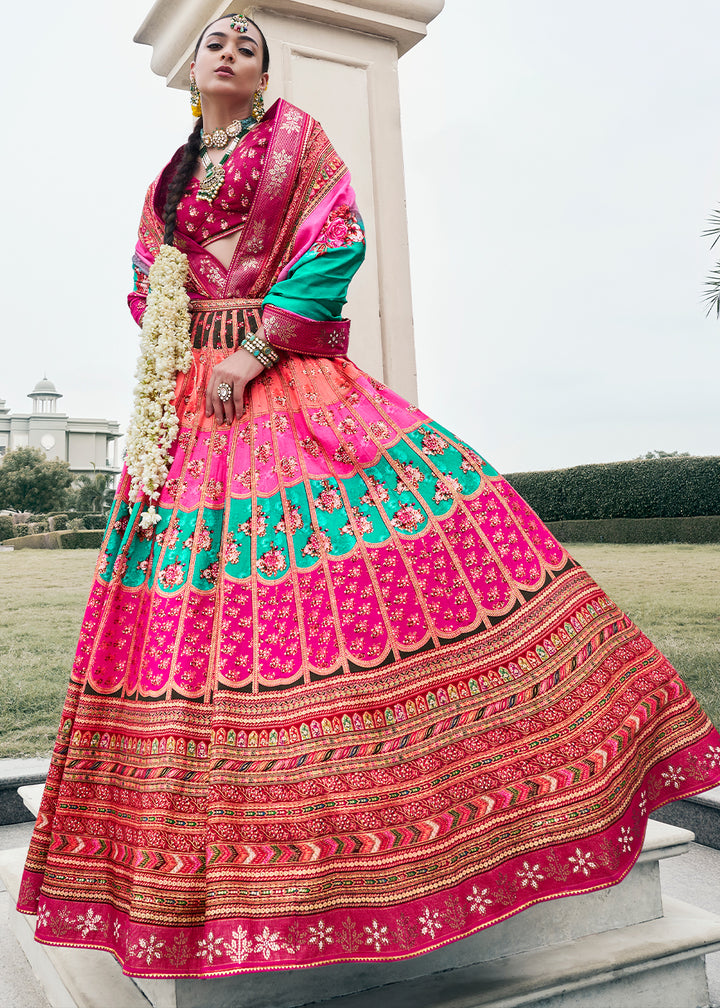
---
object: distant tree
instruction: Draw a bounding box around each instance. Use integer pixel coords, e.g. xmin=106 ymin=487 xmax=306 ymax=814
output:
xmin=635 ymin=450 xmax=691 ymax=460
xmin=68 ymin=468 xmax=115 ymax=513
xmin=0 ymin=447 xmax=73 ymax=513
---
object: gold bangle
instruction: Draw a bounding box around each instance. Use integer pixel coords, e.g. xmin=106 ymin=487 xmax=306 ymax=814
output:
xmin=240 ymin=332 xmax=279 ymax=368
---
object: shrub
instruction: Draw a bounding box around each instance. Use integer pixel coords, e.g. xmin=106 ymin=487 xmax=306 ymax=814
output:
xmin=68 ymin=518 xmax=84 ymax=531
xmin=50 ymin=514 xmax=68 ymax=531
xmin=13 ymin=523 xmax=29 ymax=537
xmin=82 ymin=514 xmax=107 ymax=530
xmin=0 ymin=516 xmax=14 ymax=542
xmin=57 ymin=530 xmax=103 ymax=550
xmin=505 ymin=456 xmax=720 ymax=521
xmin=546 ymin=516 xmax=720 ymax=544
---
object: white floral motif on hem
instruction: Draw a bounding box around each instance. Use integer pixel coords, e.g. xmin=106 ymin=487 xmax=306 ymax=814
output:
xmin=419 ymin=907 xmax=443 ymax=940
xmin=517 ymin=861 xmax=544 ymax=890
xmin=466 ymin=886 xmax=493 ymax=915
xmin=364 ymin=920 xmax=390 ymax=952
xmin=76 ymin=909 xmax=102 ymax=938
xmin=254 ymin=925 xmax=285 ymax=960
xmin=197 ymin=931 xmax=225 ymax=963
xmin=618 ymin=826 xmax=634 ymax=853
xmin=307 ymin=921 xmax=334 ymax=950
xmin=225 ymin=925 xmax=253 ymax=963
xmin=661 ymin=765 xmax=686 ymax=790
xmin=569 ymin=848 xmax=597 ymax=877
xmin=131 ymin=935 xmax=166 ymax=965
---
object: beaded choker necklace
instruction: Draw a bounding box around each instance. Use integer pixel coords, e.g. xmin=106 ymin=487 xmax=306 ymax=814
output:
xmin=196 ymin=118 xmax=254 ymax=203
xmin=202 ymin=115 xmax=255 ymax=149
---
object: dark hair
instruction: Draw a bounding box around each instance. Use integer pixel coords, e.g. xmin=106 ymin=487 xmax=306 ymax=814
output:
xmin=162 ymin=14 xmax=270 ymax=246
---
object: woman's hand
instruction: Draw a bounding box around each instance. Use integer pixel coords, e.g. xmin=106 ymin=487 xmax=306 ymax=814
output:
xmin=205 ymin=345 xmax=264 ymax=425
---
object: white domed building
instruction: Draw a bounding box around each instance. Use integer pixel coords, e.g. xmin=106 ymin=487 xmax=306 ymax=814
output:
xmin=0 ymin=378 xmax=121 ymax=478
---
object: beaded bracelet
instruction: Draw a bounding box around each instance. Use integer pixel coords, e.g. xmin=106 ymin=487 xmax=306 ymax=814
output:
xmin=240 ymin=331 xmax=280 ymax=369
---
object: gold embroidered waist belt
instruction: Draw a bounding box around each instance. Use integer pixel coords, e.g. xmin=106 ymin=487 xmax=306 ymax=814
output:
xmin=188 ymin=299 xmax=263 ymax=350
xmin=189 ymin=297 xmax=264 ymax=313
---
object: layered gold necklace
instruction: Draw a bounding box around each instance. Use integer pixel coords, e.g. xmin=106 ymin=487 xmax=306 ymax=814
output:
xmin=197 ymin=116 xmax=255 ymax=203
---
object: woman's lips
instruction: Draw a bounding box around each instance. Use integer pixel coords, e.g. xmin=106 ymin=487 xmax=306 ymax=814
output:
xmin=215 ymin=67 xmax=234 ymax=77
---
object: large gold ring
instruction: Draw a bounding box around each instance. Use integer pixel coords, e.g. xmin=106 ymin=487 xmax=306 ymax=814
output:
xmin=217 ymin=382 xmax=232 ymax=402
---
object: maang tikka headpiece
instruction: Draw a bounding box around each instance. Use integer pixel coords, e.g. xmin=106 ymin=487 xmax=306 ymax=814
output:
xmin=230 ymin=14 xmax=249 ymax=33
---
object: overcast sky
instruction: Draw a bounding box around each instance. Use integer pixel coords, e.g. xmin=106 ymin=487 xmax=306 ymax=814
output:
xmin=2 ymin=1 xmax=719 ymax=474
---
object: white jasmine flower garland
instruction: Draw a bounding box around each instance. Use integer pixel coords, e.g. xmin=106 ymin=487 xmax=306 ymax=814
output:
xmin=125 ymin=245 xmax=193 ymax=519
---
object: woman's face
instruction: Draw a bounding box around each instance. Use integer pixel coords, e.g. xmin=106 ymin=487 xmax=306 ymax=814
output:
xmin=191 ymin=18 xmax=268 ymax=108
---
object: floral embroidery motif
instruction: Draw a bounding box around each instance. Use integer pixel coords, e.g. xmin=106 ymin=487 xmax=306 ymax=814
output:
xmin=662 ymin=765 xmax=686 ymax=789
xmin=364 ymin=920 xmax=390 ymax=952
xmin=197 ymin=932 xmax=225 ymax=964
xmin=254 ymin=926 xmax=284 ymax=960
xmin=76 ymin=909 xmax=102 ymax=938
xmin=265 ymin=151 xmax=293 ymax=197
xmin=391 ymin=504 xmax=425 ymax=533
xmin=257 ymin=545 xmax=287 ymax=577
xmin=302 ymin=531 xmax=332 ymax=558
xmin=422 ymin=432 xmax=447 ymax=455
xmin=618 ymin=827 xmax=634 ymax=852
xmin=313 ymin=205 xmax=365 ymax=256
xmin=340 ymin=508 xmax=374 ymax=537
xmin=517 ymin=862 xmax=544 ymax=889
xmin=200 ymin=561 xmax=220 ymax=586
xmin=418 ymin=907 xmax=442 ymax=939
xmin=131 ymin=935 xmax=165 ymax=965
xmin=158 ymin=561 xmax=185 ymax=589
xmin=306 ymin=921 xmax=334 ymax=950
xmin=569 ymin=848 xmax=597 ymax=876
xmin=466 ymin=886 xmax=493 ymax=915
xmin=315 ymin=482 xmax=343 ymax=512
xmin=225 ymin=926 xmax=252 ymax=963
xmin=275 ymin=504 xmax=304 ymax=535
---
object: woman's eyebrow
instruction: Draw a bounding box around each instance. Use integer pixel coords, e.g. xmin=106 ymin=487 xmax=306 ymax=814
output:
xmin=206 ymin=30 xmax=259 ymax=46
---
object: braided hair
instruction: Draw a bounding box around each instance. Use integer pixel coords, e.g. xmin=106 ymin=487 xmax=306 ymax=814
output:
xmin=161 ymin=15 xmax=270 ymax=248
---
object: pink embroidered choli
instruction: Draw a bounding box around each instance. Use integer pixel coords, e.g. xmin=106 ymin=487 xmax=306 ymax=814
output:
xmin=128 ymin=101 xmax=366 ymax=357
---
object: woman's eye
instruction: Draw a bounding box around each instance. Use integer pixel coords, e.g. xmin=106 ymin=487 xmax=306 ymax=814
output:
xmin=238 ymin=47 xmax=254 ymax=56
xmin=207 ymin=42 xmax=222 ymax=49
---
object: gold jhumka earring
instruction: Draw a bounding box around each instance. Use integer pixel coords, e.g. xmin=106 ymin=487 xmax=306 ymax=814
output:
xmin=190 ymin=77 xmax=202 ymax=117
xmin=251 ymin=87 xmax=265 ymax=122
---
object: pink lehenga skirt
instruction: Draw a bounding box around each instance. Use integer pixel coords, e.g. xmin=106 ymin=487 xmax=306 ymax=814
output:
xmin=17 ymin=306 xmax=720 ymax=977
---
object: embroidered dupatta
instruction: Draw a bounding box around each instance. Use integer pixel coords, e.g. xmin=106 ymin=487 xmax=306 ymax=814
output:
xmin=129 ymin=100 xmax=366 ymax=357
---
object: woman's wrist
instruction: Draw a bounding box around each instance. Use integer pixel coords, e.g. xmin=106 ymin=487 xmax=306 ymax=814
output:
xmin=239 ymin=326 xmax=280 ymax=369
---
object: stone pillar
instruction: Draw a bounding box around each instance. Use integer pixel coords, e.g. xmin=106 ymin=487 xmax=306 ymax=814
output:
xmin=134 ymin=1 xmax=445 ymax=401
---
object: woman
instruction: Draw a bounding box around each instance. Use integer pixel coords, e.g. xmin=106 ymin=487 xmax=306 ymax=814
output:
xmin=18 ymin=13 xmax=720 ymax=978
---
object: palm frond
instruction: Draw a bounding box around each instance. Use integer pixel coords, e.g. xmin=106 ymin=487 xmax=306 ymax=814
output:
xmin=703 ymin=260 xmax=720 ymax=318
xmin=702 ymin=205 xmax=720 ymax=249
xmin=702 ymin=204 xmax=720 ymax=316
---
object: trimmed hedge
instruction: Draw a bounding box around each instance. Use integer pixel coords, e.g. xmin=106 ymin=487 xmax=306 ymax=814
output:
xmin=547 ymin=516 xmax=720 ymax=544
xmin=505 ymin=456 xmax=720 ymax=521
xmin=82 ymin=514 xmax=106 ymax=530
xmin=0 ymin=516 xmax=14 ymax=542
xmin=2 ymin=530 xmax=103 ymax=550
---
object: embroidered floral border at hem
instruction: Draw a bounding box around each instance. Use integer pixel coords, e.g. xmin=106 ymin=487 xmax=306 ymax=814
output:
xmin=17 ymin=741 xmax=720 ymax=978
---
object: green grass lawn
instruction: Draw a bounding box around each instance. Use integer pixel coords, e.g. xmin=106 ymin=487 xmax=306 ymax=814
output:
xmin=570 ymin=543 xmax=720 ymax=729
xmin=0 ymin=544 xmax=718 ymax=757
